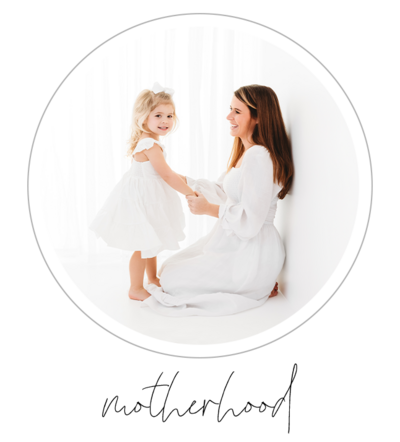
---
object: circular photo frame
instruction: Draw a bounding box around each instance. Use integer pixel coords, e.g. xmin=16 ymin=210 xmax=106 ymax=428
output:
xmin=27 ymin=11 xmax=373 ymax=359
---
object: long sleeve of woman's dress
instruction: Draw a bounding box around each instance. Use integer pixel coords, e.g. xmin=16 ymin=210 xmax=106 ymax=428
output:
xmin=219 ymin=146 xmax=274 ymax=241
xmin=186 ymin=172 xmax=227 ymax=205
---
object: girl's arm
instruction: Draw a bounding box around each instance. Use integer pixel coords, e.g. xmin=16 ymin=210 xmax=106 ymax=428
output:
xmin=144 ymin=144 xmax=195 ymax=196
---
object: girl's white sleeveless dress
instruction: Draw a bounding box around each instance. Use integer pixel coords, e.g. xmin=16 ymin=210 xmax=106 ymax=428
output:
xmin=89 ymin=138 xmax=185 ymax=258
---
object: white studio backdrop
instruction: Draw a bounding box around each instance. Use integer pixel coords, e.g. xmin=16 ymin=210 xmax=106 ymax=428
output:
xmin=33 ymin=24 xmax=358 ymax=323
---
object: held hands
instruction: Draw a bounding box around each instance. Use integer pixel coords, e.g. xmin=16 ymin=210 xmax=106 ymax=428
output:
xmin=186 ymin=191 xmax=210 ymax=215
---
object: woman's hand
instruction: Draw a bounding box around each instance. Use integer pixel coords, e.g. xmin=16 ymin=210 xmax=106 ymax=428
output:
xmin=186 ymin=191 xmax=209 ymax=215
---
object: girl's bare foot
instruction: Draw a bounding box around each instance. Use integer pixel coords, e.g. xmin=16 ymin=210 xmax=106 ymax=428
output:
xmin=147 ymin=277 xmax=161 ymax=287
xmin=270 ymin=282 xmax=279 ymax=298
xmin=129 ymin=287 xmax=151 ymax=301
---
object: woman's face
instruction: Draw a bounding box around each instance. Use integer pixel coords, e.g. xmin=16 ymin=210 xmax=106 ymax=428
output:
xmin=226 ymin=95 xmax=257 ymax=142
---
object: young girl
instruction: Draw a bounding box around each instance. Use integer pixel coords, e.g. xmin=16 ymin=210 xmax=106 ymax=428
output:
xmin=89 ymin=83 xmax=194 ymax=301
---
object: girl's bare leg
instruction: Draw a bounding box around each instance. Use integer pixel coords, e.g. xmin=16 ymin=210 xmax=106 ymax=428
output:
xmin=145 ymin=256 xmax=161 ymax=287
xmin=128 ymin=251 xmax=150 ymax=301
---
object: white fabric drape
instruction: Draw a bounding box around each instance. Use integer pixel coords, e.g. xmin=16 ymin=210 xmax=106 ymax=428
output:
xmin=37 ymin=27 xmax=290 ymax=264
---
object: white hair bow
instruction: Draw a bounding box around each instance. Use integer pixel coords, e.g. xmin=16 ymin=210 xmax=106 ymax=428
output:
xmin=152 ymin=82 xmax=175 ymax=96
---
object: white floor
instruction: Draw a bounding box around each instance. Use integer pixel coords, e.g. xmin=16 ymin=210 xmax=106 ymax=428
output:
xmin=62 ymin=256 xmax=298 ymax=345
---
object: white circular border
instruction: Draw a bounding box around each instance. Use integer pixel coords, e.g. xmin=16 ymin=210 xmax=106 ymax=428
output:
xmin=28 ymin=13 xmax=372 ymax=358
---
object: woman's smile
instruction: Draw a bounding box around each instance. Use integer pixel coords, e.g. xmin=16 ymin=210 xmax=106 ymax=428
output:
xmin=226 ymin=95 xmax=257 ymax=146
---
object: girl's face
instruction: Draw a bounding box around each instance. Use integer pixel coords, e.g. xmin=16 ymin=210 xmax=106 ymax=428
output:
xmin=226 ymin=95 xmax=257 ymax=142
xmin=145 ymin=103 xmax=175 ymax=136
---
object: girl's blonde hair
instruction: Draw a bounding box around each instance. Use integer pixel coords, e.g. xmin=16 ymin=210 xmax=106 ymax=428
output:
xmin=127 ymin=89 xmax=178 ymax=156
xmin=227 ymin=85 xmax=294 ymax=199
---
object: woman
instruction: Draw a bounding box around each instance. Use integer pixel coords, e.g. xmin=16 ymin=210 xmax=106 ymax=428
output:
xmin=143 ymin=85 xmax=294 ymax=317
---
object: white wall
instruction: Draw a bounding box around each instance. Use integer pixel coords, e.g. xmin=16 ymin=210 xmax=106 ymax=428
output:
xmin=276 ymin=76 xmax=358 ymax=311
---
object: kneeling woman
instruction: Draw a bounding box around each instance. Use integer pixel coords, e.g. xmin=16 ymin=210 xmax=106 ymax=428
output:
xmin=143 ymin=84 xmax=294 ymax=317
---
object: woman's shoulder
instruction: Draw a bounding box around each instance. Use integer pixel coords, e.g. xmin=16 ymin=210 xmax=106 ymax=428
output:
xmin=242 ymin=146 xmax=273 ymax=175
xmin=135 ymin=138 xmax=165 ymax=153
xmin=248 ymin=145 xmax=270 ymax=156
xmin=245 ymin=145 xmax=271 ymax=163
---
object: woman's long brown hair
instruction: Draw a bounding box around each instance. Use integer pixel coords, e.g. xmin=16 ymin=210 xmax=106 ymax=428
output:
xmin=227 ymin=85 xmax=294 ymax=199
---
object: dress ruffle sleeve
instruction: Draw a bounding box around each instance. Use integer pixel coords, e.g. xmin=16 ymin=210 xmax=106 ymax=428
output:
xmin=134 ymin=138 xmax=164 ymax=154
xmin=186 ymin=171 xmax=227 ymax=205
xmin=218 ymin=146 xmax=274 ymax=241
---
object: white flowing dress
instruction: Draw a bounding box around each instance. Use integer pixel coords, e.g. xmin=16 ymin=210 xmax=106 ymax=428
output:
xmin=143 ymin=145 xmax=286 ymax=316
xmin=89 ymin=138 xmax=185 ymax=258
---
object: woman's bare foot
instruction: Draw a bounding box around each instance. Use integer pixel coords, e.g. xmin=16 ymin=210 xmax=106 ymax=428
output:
xmin=269 ymin=282 xmax=279 ymax=298
xmin=147 ymin=277 xmax=161 ymax=287
xmin=128 ymin=287 xmax=151 ymax=301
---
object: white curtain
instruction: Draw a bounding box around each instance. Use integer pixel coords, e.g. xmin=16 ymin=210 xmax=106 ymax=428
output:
xmin=38 ymin=26 xmax=292 ymax=264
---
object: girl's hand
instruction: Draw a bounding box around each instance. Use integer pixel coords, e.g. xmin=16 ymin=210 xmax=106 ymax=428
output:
xmin=186 ymin=191 xmax=210 ymax=215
